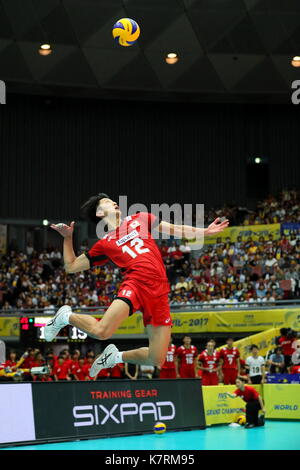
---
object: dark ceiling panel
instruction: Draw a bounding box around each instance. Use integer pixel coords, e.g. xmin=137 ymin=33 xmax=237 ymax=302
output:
xmin=170 ymin=56 xmax=225 ymax=92
xmin=233 ymin=57 xmax=288 ymax=92
xmin=0 ymin=41 xmax=34 ymax=81
xmin=0 ymin=0 xmax=298 ymax=102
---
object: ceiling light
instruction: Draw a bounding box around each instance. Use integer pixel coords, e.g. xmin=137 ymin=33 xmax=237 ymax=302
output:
xmin=165 ymin=53 xmax=178 ymax=65
xmin=254 ymin=157 xmax=261 ymax=164
xmin=291 ymin=56 xmax=300 ymax=67
xmin=39 ymin=44 xmax=52 ymax=56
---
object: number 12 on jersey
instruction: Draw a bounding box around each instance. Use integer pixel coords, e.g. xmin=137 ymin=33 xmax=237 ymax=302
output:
xmin=122 ymin=237 xmax=150 ymax=259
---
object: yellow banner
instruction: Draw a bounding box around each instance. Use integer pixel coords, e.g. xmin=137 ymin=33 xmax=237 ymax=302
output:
xmin=264 ymin=384 xmax=300 ymax=419
xmin=94 ymin=314 xmax=145 ymax=335
xmin=171 ymin=309 xmax=300 ymax=333
xmin=218 ymin=328 xmax=280 ymax=359
xmin=0 ymin=317 xmax=20 ymax=338
xmin=210 ymin=309 xmax=300 ymax=332
xmin=202 ymin=384 xmax=263 ymax=425
xmin=188 ymin=223 xmax=281 ymax=245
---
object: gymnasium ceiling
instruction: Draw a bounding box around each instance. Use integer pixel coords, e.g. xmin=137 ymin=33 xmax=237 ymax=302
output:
xmin=1 ymin=0 xmax=300 ymax=103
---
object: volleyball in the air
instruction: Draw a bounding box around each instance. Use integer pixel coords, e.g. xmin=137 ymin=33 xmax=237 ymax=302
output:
xmin=153 ymin=422 xmax=167 ymax=434
xmin=112 ymin=18 xmax=140 ymax=47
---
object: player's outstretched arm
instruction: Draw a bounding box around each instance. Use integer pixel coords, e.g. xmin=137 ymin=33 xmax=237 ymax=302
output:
xmin=50 ymin=222 xmax=90 ymax=273
xmin=157 ymin=217 xmax=229 ymax=239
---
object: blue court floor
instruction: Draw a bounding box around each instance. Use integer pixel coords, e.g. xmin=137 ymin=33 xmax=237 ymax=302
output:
xmin=2 ymin=421 xmax=300 ymax=450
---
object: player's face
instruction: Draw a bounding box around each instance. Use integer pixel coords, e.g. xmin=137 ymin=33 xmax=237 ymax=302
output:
xmin=236 ymin=379 xmax=243 ymax=389
xmin=227 ymin=339 xmax=233 ymax=348
xmin=183 ymin=336 xmax=191 ymax=347
xmin=97 ymin=198 xmax=121 ymax=219
xmin=206 ymin=342 xmax=214 ymax=353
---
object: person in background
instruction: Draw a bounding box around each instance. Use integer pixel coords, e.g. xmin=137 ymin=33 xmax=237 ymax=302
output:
xmin=176 ymin=336 xmax=198 ymax=378
xmin=109 ymin=363 xmax=124 ymax=379
xmin=69 ymin=350 xmax=80 ymax=379
xmin=197 ymin=340 xmax=220 ymax=386
xmin=159 ymin=337 xmax=177 ymax=379
xmin=288 ymin=363 xmax=300 ymax=374
xmin=226 ymin=376 xmax=265 ymax=428
xmin=73 ymin=356 xmax=88 ymax=381
xmin=245 ymin=345 xmax=265 ymax=384
xmin=267 ymin=347 xmax=285 ymax=374
xmin=52 ymin=354 xmax=71 ymax=381
xmin=219 ymin=337 xmax=241 ymax=384
xmin=124 ymin=363 xmax=139 ymax=380
xmin=139 ymin=364 xmax=155 ymax=379
xmin=4 ymin=350 xmax=18 ymax=371
xmin=276 ymin=328 xmax=295 ymax=371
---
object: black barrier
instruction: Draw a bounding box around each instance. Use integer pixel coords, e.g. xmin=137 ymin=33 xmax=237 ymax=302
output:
xmin=31 ymin=379 xmax=205 ymax=442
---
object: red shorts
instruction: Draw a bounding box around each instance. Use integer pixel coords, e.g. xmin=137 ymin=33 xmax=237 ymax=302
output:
xmin=159 ymin=369 xmax=176 ymax=379
xmin=201 ymin=372 xmax=219 ymax=386
xmin=223 ymin=369 xmax=238 ymax=385
xmin=116 ymin=280 xmax=172 ymax=328
xmin=179 ymin=367 xmax=195 ymax=378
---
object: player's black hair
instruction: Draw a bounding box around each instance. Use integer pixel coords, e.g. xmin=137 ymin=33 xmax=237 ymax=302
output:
xmin=280 ymin=328 xmax=288 ymax=336
xmin=226 ymin=337 xmax=234 ymax=341
xmin=236 ymin=376 xmax=248 ymax=383
xmin=80 ymin=193 xmax=110 ymax=224
xmin=250 ymin=344 xmax=258 ymax=350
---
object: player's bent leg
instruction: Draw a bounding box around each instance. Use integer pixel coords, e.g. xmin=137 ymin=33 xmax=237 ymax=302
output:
xmin=122 ymin=325 xmax=171 ymax=367
xmin=69 ymin=299 xmax=130 ymax=340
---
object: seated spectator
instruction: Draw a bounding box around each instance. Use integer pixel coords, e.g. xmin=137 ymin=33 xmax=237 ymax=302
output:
xmin=267 ymin=347 xmax=285 ymax=373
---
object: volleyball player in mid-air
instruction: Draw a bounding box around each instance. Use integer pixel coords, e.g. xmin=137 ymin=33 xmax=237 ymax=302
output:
xmin=45 ymin=194 xmax=229 ymax=377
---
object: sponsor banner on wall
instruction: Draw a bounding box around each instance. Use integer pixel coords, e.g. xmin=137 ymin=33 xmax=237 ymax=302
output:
xmin=32 ymin=379 xmax=205 ymax=440
xmin=0 ymin=317 xmax=20 ymax=338
xmin=264 ymin=384 xmax=300 ymax=420
xmin=202 ymin=385 xmax=262 ymax=426
xmin=0 ymin=384 xmax=36 ymax=444
xmin=266 ymin=374 xmax=300 ymax=384
xmin=188 ymin=223 xmax=280 ymax=246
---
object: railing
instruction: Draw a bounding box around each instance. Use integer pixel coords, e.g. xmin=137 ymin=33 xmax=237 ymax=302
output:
xmin=0 ymin=299 xmax=299 ymax=317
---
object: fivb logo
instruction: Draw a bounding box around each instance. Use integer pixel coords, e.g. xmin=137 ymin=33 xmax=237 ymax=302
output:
xmin=0 ymin=80 xmax=6 ymax=104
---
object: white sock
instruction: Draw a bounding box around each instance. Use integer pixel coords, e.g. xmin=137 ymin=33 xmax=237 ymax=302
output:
xmin=114 ymin=352 xmax=124 ymax=364
xmin=60 ymin=307 xmax=72 ymax=326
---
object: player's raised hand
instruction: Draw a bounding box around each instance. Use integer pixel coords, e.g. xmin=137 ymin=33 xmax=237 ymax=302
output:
xmin=205 ymin=217 xmax=229 ymax=235
xmin=50 ymin=221 xmax=75 ymax=238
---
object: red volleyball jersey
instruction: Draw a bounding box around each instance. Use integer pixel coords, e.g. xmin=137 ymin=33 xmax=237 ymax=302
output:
xmin=86 ymin=213 xmax=169 ymax=295
xmin=234 ymin=386 xmax=259 ymax=402
xmin=177 ymin=345 xmax=198 ymax=368
xmin=278 ymin=337 xmax=295 ymax=356
xmin=74 ymin=365 xmax=88 ymax=381
xmin=290 ymin=365 xmax=300 ymax=374
xmin=52 ymin=362 xmax=70 ymax=380
xmin=198 ymin=350 xmax=220 ymax=372
xmin=161 ymin=344 xmax=177 ymax=370
xmin=219 ymin=346 xmax=240 ymax=369
xmin=70 ymin=360 xmax=79 ymax=374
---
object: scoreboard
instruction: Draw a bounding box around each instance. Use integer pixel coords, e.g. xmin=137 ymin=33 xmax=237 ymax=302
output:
xmin=19 ymin=316 xmax=88 ymax=345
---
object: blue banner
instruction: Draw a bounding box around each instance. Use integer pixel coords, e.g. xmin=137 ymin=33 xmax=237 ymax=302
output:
xmin=266 ymin=373 xmax=300 ymax=384
xmin=281 ymin=223 xmax=300 ymax=236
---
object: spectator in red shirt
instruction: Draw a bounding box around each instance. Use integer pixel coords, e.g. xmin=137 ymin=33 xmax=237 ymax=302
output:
xmin=109 ymin=364 xmax=124 ymax=379
xmin=69 ymin=350 xmax=80 ymax=378
xmin=4 ymin=350 xmax=17 ymax=371
xmin=277 ymin=328 xmax=297 ymax=370
xmin=83 ymin=355 xmax=97 ymax=381
xmin=52 ymin=355 xmax=71 ymax=381
xmin=226 ymin=376 xmax=265 ymax=428
xmin=289 ymin=364 xmax=300 ymax=374
xmin=159 ymin=241 xmax=169 ymax=260
xmin=74 ymin=356 xmax=89 ymax=381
